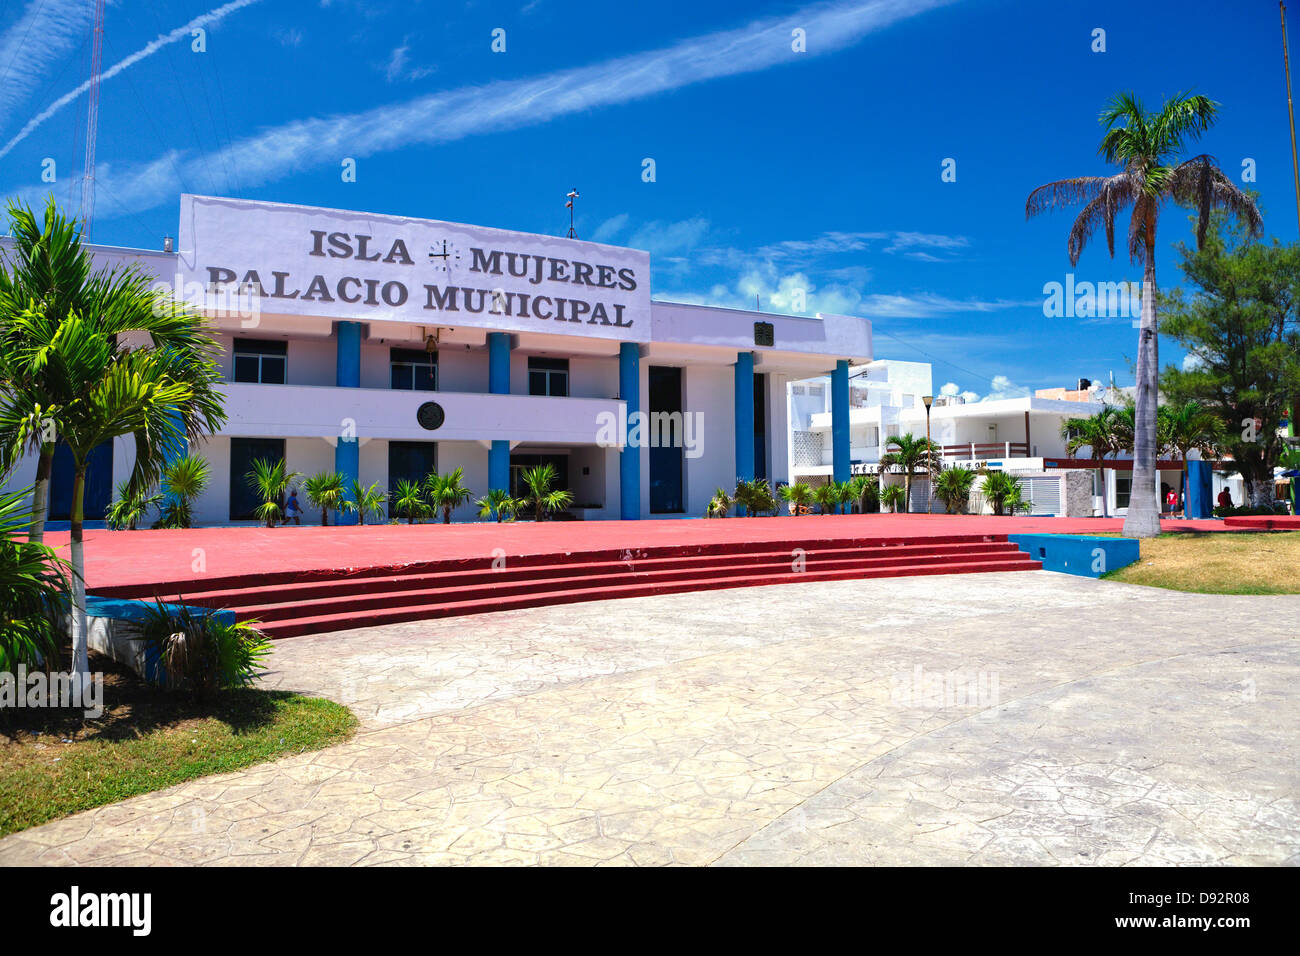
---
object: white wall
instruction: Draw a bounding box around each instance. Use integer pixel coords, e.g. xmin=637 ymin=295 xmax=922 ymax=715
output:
xmin=683 ymin=364 xmax=735 ymax=517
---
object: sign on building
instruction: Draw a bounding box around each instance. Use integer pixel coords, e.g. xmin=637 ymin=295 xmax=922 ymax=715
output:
xmin=176 ymin=195 xmax=652 ymax=342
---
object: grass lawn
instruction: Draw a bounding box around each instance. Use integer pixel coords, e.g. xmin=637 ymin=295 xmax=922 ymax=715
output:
xmin=0 ymin=650 xmax=357 ymax=838
xmin=1103 ymin=530 xmax=1300 ymax=595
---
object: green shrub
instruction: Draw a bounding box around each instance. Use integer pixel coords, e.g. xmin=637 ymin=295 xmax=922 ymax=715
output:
xmin=0 ymin=489 xmax=68 ymax=671
xmin=140 ymin=602 xmax=271 ymax=700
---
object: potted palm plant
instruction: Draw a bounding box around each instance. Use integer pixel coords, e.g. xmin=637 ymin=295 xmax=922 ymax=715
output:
xmin=705 ymin=486 xmax=733 ymax=518
xmin=154 ymin=455 xmax=210 ymax=529
xmin=880 ymin=483 xmax=906 ymax=513
xmin=933 ymin=466 xmax=976 ymax=515
xmin=519 ymin=463 xmax=573 ymax=521
xmin=476 ymin=487 xmax=517 ymax=522
xmin=302 ymin=471 xmax=346 ymax=526
xmin=246 ymin=458 xmax=299 ymax=528
xmin=425 ymin=467 xmax=474 ymax=524
xmin=343 ymin=480 xmax=387 ymax=525
xmin=779 ymin=481 xmax=813 ymax=515
xmin=392 ymin=478 xmax=429 ymax=524
xmin=106 ymin=479 xmax=164 ymax=530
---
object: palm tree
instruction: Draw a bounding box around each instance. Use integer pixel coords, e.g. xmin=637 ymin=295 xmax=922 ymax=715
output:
xmin=344 ymin=480 xmax=387 ymax=525
xmin=0 ymin=198 xmax=225 ymax=543
xmin=476 ymin=487 xmax=517 ymax=523
xmin=933 ymin=466 xmax=977 ymax=514
xmin=1061 ymin=406 xmax=1123 ymax=517
xmin=302 ymin=471 xmax=346 ymax=526
xmin=0 ymin=305 xmax=222 ymax=686
xmin=393 ymin=478 xmax=429 ymax=524
xmin=1158 ymin=400 xmax=1224 ymax=514
xmin=981 ymin=470 xmax=1024 ymax=516
xmin=518 ymin=463 xmax=573 ymax=521
xmin=106 ymin=479 xmax=164 ymax=530
xmin=705 ymin=486 xmax=733 ymax=518
xmin=245 ymin=458 xmax=298 ymax=528
xmin=425 ymin=467 xmax=474 ymax=524
xmin=1026 ymin=91 xmax=1262 ymax=536
xmin=779 ymin=481 xmax=812 ymax=515
xmin=732 ymin=477 xmax=777 ymax=517
xmin=1 ymin=487 xmax=69 ymax=671
xmin=154 ymin=454 xmax=210 ymax=529
xmin=812 ymin=482 xmax=840 ymax=515
xmin=879 ymin=483 xmax=906 ymax=513
xmin=848 ymin=474 xmax=878 ymax=514
xmin=879 ymin=433 xmax=941 ymax=514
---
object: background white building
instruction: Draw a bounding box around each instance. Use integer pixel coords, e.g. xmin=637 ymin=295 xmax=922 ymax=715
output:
xmin=789 ymin=367 xmax=1205 ymax=517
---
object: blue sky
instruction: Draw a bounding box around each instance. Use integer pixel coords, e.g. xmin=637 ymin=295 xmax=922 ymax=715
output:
xmin=0 ymin=0 xmax=1291 ymax=399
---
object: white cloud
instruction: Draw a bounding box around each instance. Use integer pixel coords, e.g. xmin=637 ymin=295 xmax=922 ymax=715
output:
xmin=2 ymin=0 xmax=955 ymax=211
xmin=940 ymin=382 xmax=960 ymax=397
xmin=627 ymin=218 xmax=710 ymax=255
xmin=0 ymin=0 xmax=92 ymax=128
xmin=0 ymin=0 xmax=264 ymax=160
xmin=1182 ymin=352 xmax=1206 ymax=372
xmin=851 ymin=293 xmax=1037 ymax=319
xmin=591 ymin=213 xmax=629 ymax=244
xmin=383 ymin=37 xmax=436 ymax=83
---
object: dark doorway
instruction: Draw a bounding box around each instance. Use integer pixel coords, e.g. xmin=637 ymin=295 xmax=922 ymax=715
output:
xmin=753 ymin=372 xmax=768 ymax=482
xmin=509 ymin=453 xmax=569 ymax=500
xmin=649 ymin=365 xmax=684 ymax=513
xmin=230 ymin=437 xmax=286 ymax=521
xmin=389 ymin=441 xmax=438 ymax=499
xmin=49 ymin=441 xmax=113 ymax=521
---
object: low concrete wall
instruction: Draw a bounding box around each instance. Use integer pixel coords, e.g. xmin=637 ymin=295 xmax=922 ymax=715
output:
xmin=69 ymin=597 xmax=236 ymax=683
xmin=1008 ymin=533 xmax=1139 ymax=578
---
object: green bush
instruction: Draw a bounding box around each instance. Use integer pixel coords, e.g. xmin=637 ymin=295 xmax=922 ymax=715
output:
xmin=880 ymin=484 xmax=906 ymax=512
xmin=933 ymin=467 xmax=977 ymax=514
xmin=0 ymin=489 xmax=68 ymax=671
xmin=1213 ymin=503 xmax=1290 ymax=518
xmin=140 ymin=602 xmax=271 ymax=700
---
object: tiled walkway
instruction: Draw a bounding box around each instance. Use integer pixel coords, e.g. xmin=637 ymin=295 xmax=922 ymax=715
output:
xmin=2 ymin=572 xmax=1296 ymax=866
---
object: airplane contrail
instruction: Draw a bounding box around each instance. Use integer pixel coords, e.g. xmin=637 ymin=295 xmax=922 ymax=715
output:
xmin=0 ymin=0 xmax=263 ymax=160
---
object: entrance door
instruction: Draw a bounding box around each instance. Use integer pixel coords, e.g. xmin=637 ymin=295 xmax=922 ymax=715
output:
xmin=649 ymin=366 xmax=683 ymax=513
xmin=230 ymin=437 xmax=286 ymax=521
xmin=389 ymin=441 xmax=438 ymax=500
xmin=49 ymin=441 xmax=113 ymax=520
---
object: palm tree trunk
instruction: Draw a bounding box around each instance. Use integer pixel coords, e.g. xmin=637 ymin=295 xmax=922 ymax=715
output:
xmin=69 ymin=467 xmax=90 ymax=685
xmin=1123 ymin=239 xmax=1162 ymax=538
xmin=902 ymin=473 xmax=911 ymax=514
xmin=29 ymin=443 xmax=54 ymax=544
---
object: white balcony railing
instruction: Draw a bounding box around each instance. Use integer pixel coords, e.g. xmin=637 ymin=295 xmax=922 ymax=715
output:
xmin=216 ymin=382 xmax=625 ymax=446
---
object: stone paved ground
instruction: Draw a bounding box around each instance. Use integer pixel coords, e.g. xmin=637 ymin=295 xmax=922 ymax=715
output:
xmin=2 ymin=571 xmax=1296 ymax=866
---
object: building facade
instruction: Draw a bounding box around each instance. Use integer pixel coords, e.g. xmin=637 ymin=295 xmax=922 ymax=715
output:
xmin=1 ymin=195 xmax=874 ymax=524
xmin=789 ymin=368 xmax=1201 ymax=517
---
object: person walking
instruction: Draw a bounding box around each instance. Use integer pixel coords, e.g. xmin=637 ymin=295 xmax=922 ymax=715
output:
xmin=284 ymin=488 xmax=303 ymax=526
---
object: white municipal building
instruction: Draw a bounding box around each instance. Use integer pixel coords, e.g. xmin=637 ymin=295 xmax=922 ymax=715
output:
xmin=3 ymin=195 xmax=875 ymax=524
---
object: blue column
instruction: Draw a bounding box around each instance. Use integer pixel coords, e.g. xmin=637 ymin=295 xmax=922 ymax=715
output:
xmin=619 ymin=342 xmax=641 ymax=520
xmin=733 ymin=352 xmax=755 ymax=489
xmin=335 ymin=321 xmax=362 ymax=523
xmin=487 ymin=332 xmax=511 ymax=492
xmin=1186 ymin=459 xmax=1213 ymax=518
xmin=831 ymin=359 xmax=850 ymax=484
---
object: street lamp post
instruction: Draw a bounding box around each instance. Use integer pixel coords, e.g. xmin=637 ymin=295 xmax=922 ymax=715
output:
xmin=923 ymin=395 xmax=934 ymax=513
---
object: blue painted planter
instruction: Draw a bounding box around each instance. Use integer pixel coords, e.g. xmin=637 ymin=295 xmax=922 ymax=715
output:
xmin=1008 ymin=533 xmax=1139 ymax=578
